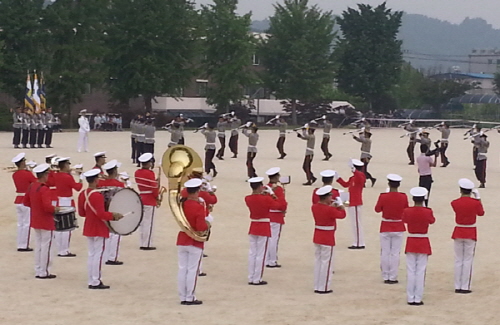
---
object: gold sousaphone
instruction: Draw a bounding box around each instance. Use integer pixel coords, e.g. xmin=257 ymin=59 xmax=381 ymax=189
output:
xmin=161 ymin=145 xmax=210 ymax=242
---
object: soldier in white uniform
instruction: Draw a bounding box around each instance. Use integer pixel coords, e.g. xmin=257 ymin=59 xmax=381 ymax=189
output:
xmin=77 ymin=109 xmax=90 ymax=152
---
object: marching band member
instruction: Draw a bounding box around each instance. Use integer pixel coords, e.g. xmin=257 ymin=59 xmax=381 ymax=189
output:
xmin=44 ymin=107 xmax=54 ymax=148
xmin=337 ymin=159 xmax=366 ymax=249
xmin=374 ymin=174 xmax=409 ymax=284
xmin=320 ymin=119 xmax=333 ymax=161
xmin=93 ymin=152 xmax=107 ymax=174
xmin=216 ymin=116 xmax=228 ymax=159
xmin=474 ymin=133 xmax=489 ymax=188
xmin=11 ymin=153 xmax=36 ymax=251
xmin=297 ymin=123 xmax=317 ymax=186
xmin=135 ymin=118 xmax=146 ymax=165
xmin=77 ymin=109 xmax=90 ymax=152
xmin=53 ymin=157 xmax=83 ymax=257
xmin=403 ymin=187 xmax=435 ymax=306
xmin=245 ymin=177 xmax=280 ymax=285
xmin=437 ymin=122 xmax=450 ymax=167
xmin=312 ymin=170 xmax=340 ymax=204
xmin=229 ymin=115 xmax=241 ymax=158
xmin=265 ymin=167 xmax=288 ymax=268
xmin=44 ymin=154 xmax=58 ymax=207
xmin=242 ymin=123 xmax=259 ymax=179
xmin=21 ymin=108 xmax=30 ymax=149
xmin=416 ymin=144 xmax=436 ymax=207
xmin=24 ymin=163 xmax=58 ymax=279
xmin=352 ymin=130 xmax=376 ymax=187
xmin=451 ymin=178 xmax=484 ymax=294
xmin=135 ymin=153 xmax=159 ymax=250
xmin=312 ymin=185 xmax=346 ymax=294
xmin=29 ymin=112 xmax=38 ymax=149
xmin=12 ymin=107 xmax=23 ymax=149
xmin=178 ymin=178 xmax=209 ymax=305
xmin=78 ymin=169 xmax=123 ymax=289
xmin=404 ymin=121 xmax=418 ymax=165
xmin=200 ymin=124 xmax=218 ymax=177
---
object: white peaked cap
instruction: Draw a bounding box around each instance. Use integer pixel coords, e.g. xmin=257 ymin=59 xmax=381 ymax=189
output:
xmin=320 ymin=170 xmax=336 ymax=177
xmin=83 ymin=169 xmax=100 ymax=178
xmin=184 ymin=178 xmax=203 ymax=188
xmin=33 ymin=163 xmax=50 ymax=174
xmin=56 ymin=157 xmax=70 ymax=163
xmin=410 ymin=187 xmax=428 ymax=197
xmin=26 ymin=161 xmax=37 ymax=167
xmin=351 ymin=159 xmax=364 ymax=167
xmin=103 ymin=159 xmax=118 ymax=170
xmin=138 ymin=152 xmax=153 ymax=163
xmin=458 ymin=178 xmax=475 ymax=190
xmin=248 ymin=177 xmax=264 ymax=183
xmin=94 ymin=151 xmax=106 ymax=158
xmin=119 ymin=172 xmax=129 ymax=179
xmin=316 ymin=185 xmax=333 ymax=196
xmin=45 ymin=153 xmax=57 ymax=159
xmin=12 ymin=152 xmax=26 ymax=163
xmin=387 ymin=174 xmax=403 ymax=182
xmin=266 ymin=167 xmax=281 ymax=176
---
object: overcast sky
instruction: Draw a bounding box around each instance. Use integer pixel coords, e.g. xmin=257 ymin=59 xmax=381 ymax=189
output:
xmin=197 ymin=0 xmax=500 ymax=29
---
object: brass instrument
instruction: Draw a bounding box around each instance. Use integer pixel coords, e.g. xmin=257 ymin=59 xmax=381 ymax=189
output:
xmin=156 ymin=166 xmax=167 ymax=207
xmin=161 ymin=145 xmax=210 ymax=242
xmin=3 ymin=166 xmax=17 ymax=172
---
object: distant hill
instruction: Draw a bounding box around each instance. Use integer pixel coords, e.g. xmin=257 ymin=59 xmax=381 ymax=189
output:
xmin=251 ymin=14 xmax=500 ymax=73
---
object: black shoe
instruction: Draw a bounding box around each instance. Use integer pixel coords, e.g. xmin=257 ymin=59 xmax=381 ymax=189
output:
xmin=371 ymin=178 xmax=377 ymax=187
xmin=198 ymin=272 xmax=207 ymax=277
xmin=322 ymin=157 xmax=329 ymax=161
xmin=479 ymin=183 xmax=485 ymax=188
xmin=38 ymin=145 xmax=44 ymax=148
xmin=184 ymin=300 xmax=203 ymax=305
xmin=407 ymin=302 xmax=416 ymax=306
xmin=278 ymin=156 xmax=284 ymax=159
xmin=266 ymin=264 xmax=282 ymax=268
xmin=46 ymin=145 xmax=53 ymax=148
xmin=203 ymin=254 xmax=208 ymax=257
xmin=88 ymin=282 xmax=110 ymax=290
xmin=328 ymin=153 xmax=333 ymax=160
xmin=348 ymin=246 xmax=365 ymax=249
xmin=315 ymin=290 xmax=333 ymax=294
xmin=23 ymin=145 xmax=28 ymax=149
xmin=212 ymin=170 xmax=218 ymax=178
xmin=17 ymin=248 xmax=33 ymax=252
xmin=459 ymin=289 xmax=472 ymax=294
xmin=231 ymin=155 xmax=237 ymax=158
xmin=311 ymin=176 xmax=317 ymax=184
xmin=455 ymin=289 xmax=462 ymax=293
xmin=180 ymin=301 xmax=187 ymax=305
xmin=14 ymin=145 xmax=20 ymax=149
xmin=140 ymin=247 xmax=157 ymax=250
xmin=302 ymin=181 xmax=313 ymax=186
xmin=384 ymin=280 xmax=398 ymax=284
xmin=58 ymin=253 xmax=76 ymax=257
xmin=106 ymin=260 xmax=124 ymax=265
xmin=408 ymin=162 xmax=414 ymax=165
xmin=413 ymin=301 xmax=424 ymax=306
xmin=36 ymin=274 xmax=57 ymax=279
xmin=248 ymin=281 xmax=267 ymax=285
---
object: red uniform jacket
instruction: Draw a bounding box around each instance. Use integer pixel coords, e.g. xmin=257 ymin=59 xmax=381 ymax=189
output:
xmin=451 ymin=197 xmax=484 ymax=241
xmin=374 ymin=192 xmax=409 ymax=233
xmin=312 ymin=187 xmax=340 ymax=205
xmin=93 ymin=165 xmax=104 ymax=175
xmin=336 ymin=170 xmax=365 ymax=206
xmin=180 ymin=188 xmax=217 ymax=217
xmin=54 ymin=172 xmax=83 ymax=207
xmin=311 ymin=203 xmax=346 ymax=246
xmin=402 ymin=206 xmax=435 ymax=255
xmin=46 ymin=170 xmax=58 ymax=203
xmin=12 ymin=169 xmax=36 ymax=204
xmin=23 ymin=182 xmax=56 ymax=230
xmin=98 ymin=178 xmax=125 ymax=188
xmin=267 ymin=183 xmax=287 ymax=224
xmin=177 ymin=199 xmax=209 ymax=249
xmin=78 ymin=189 xmax=114 ymax=238
xmin=245 ymin=194 xmax=279 ymax=237
xmin=134 ymin=169 xmax=158 ymax=206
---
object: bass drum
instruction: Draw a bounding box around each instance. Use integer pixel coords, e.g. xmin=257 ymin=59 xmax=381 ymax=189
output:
xmin=106 ymin=188 xmax=144 ymax=236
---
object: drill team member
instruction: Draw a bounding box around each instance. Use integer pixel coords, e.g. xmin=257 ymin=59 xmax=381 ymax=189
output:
xmin=353 ymin=130 xmax=376 ymax=187
xmin=474 ymin=133 xmax=489 ymax=188
xmin=24 ymin=163 xmax=58 ymax=279
xmin=229 ymin=115 xmax=241 ymax=158
xmin=166 ymin=122 xmax=182 ymax=148
xmin=21 ymin=108 xmax=30 ymax=149
xmin=144 ymin=118 xmax=156 ymax=156
xmin=44 ymin=107 xmax=54 ymax=148
xmin=265 ymin=167 xmax=288 ymax=268
xmin=297 ymin=124 xmax=317 ymax=186
xmin=37 ymin=110 xmax=46 ymax=148
xmin=403 ymin=187 xmax=435 ymax=306
xmin=374 ymin=174 xmax=409 ymax=284
xmin=404 ymin=121 xmax=418 ymax=165
xmin=320 ymin=119 xmax=332 ymax=161
xmin=78 ymin=169 xmax=123 ymax=289
xmin=29 ymin=112 xmax=38 ymax=149
xmin=216 ymin=116 xmax=228 ymax=159
xmin=77 ymin=109 xmax=90 ymax=152
xmin=12 ymin=153 xmax=36 ymax=251
xmin=471 ymin=126 xmax=481 ymax=166
xmin=12 ymin=107 xmax=23 ymax=149
xmin=135 ymin=153 xmax=158 ymax=250
xmin=275 ymin=117 xmax=288 ymax=159
xmin=201 ymin=124 xmax=218 ymax=177
xmin=437 ymin=122 xmax=450 ymax=167
xmin=135 ymin=119 xmax=146 ymax=165
xmin=451 ymin=178 xmax=484 ymax=294
xmin=53 ymin=157 xmax=83 ymax=257
xmin=311 ymin=185 xmax=346 ymax=294
xmin=416 ymin=144 xmax=436 ymax=207
xmin=242 ymin=124 xmax=259 ymax=179
xmin=312 ymin=170 xmax=340 ymax=204
xmin=130 ymin=116 xmax=138 ymax=163
xmin=337 ymin=159 xmax=366 ymax=249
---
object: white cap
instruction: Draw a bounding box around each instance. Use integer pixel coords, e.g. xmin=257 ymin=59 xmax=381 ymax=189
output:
xmin=33 ymin=163 xmax=50 ymax=174
xmin=45 ymin=153 xmax=56 ymax=159
xmin=248 ymin=177 xmax=264 ymax=183
xmin=26 ymin=161 xmax=37 ymax=168
xmin=103 ymin=159 xmax=118 ymax=170
xmin=94 ymin=151 xmax=106 ymax=158
xmin=119 ymin=172 xmax=129 ymax=179
xmin=79 ymin=109 xmax=87 ymax=115
xmin=316 ymin=185 xmax=333 ymax=196
xmin=458 ymin=178 xmax=475 ymax=190
xmin=320 ymin=170 xmax=336 ymax=177
xmin=351 ymin=159 xmax=364 ymax=167
xmin=56 ymin=157 xmax=70 ymax=163
xmin=410 ymin=187 xmax=428 ymax=197
xmin=184 ymin=178 xmax=203 ymax=188
xmin=138 ymin=153 xmax=153 ymax=163
xmin=83 ymin=169 xmax=100 ymax=178
xmin=74 ymin=163 xmax=83 ymax=169
xmin=387 ymin=174 xmax=403 ymax=182
xmin=12 ymin=153 xmax=26 ymax=163
xmin=266 ymin=167 xmax=280 ymax=176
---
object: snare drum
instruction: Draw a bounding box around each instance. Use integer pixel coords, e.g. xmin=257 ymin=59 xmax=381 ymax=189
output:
xmin=105 ymin=188 xmax=143 ymax=236
xmin=54 ymin=207 xmax=77 ymax=232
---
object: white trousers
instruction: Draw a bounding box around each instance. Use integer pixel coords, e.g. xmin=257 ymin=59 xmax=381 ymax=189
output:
xmin=248 ymin=235 xmax=269 ymax=284
xmin=380 ymin=232 xmax=404 ymax=281
xmin=266 ymin=222 xmax=282 ymax=266
xmin=106 ymin=233 xmax=121 ymax=262
xmin=16 ymin=204 xmax=31 ymax=249
xmin=139 ymin=206 xmax=155 ymax=248
xmin=348 ymin=205 xmax=365 ymax=247
xmin=177 ymin=245 xmax=203 ymax=302
xmin=87 ymin=237 xmax=106 ymax=286
xmin=34 ymin=229 xmax=55 ymax=277
xmin=55 ymin=231 xmax=73 ymax=255
xmin=454 ymin=239 xmax=476 ymax=290
xmin=406 ymin=253 xmax=428 ymax=303
xmin=314 ymin=244 xmax=334 ymax=291
xmin=77 ymin=131 xmax=89 ymax=152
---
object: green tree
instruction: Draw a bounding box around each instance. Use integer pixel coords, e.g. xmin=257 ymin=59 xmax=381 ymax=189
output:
xmin=106 ymin=0 xmax=200 ymax=111
xmin=494 ymin=72 xmax=500 ymax=95
xmin=390 ymin=63 xmax=426 ymax=109
xmin=417 ymin=78 xmax=472 ymax=110
xmin=201 ymin=0 xmax=256 ymax=113
xmin=260 ymin=0 xmax=336 ymax=125
xmin=335 ymin=3 xmax=403 ymax=113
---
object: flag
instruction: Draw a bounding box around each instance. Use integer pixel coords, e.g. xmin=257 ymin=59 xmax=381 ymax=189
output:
xmin=40 ymin=72 xmax=46 ymax=110
xmin=33 ymin=72 xmax=41 ymax=113
xmin=24 ymin=72 xmax=35 ymax=115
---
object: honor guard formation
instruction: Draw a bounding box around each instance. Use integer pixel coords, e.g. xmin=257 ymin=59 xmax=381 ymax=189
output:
xmin=8 ymin=111 xmax=492 ymax=307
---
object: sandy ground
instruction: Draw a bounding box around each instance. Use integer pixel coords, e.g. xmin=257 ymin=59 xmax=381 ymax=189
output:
xmin=1 ymin=127 xmax=499 ymax=325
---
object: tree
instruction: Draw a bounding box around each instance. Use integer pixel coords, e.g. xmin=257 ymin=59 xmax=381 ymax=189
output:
xmin=390 ymin=63 xmax=426 ymax=109
xmin=494 ymin=72 xmax=500 ymax=95
xmin=417 ymin=78 xmax=472 ymax=110
xmin=260 ymin=0 xmax=336 ymax=125
xmin=106 ymin=0 xmax=200 ymax=111
xmin=335 ymin=3 xmax=403 ymax=113
xmin=201 ymin=0 xmax=256 ymax=113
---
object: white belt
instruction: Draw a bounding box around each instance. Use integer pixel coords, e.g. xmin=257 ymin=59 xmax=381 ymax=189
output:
xmin=140 ymin=191 xmax=153 ymax=194
xmin=407 ymin=233 xmax=428 ymax=238
xmin=269 ymin=210 xmax=284 ymax=213
xmin=361 ymin=151 xmax=371 ymax=155
xmin=145 ymin=138 xmax=154 ymax=140
xmin=131 ymin=133 xmax=139 ymax=136
xmin=248 ymin=145 xmax=257 ymax=148
xmin=315 ymin=225 xmax=335 ymax=231
xmin=306 ymin=147 xmax=314 ymax=151
xmin=478 ymin=153 xmax=487 ymax=156
xmin=440 ymin=139 xmax=449 ymax=142
xmin=382 ymin=218 xmax=402 ymax=222
xmin=456 ymin=223 xmax=476 ymax=228
xmin=251 ymin=218 xmax=270 ymax=223
xmin=16 ymin=193 xmax=25 ymax=197
xmin=207 ymin=142 xmax=216 ymax=145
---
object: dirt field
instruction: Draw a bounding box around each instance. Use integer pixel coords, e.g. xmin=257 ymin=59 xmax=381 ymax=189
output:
xmin=1 ymin=128 xmax=499 ymax=325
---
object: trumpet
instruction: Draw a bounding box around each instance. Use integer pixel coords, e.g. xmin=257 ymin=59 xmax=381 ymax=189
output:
xmin=156 ymin=166 xmax=167 ymax=207
xmin=193 ymin=123 xmax=208 ymax=133
xmin=266 ymin=115 xmax=280 ymax=125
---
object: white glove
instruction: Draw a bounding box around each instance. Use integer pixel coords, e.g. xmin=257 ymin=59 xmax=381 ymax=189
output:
xmin=198 ymin=197 xmax=205 ymax=203
xmin=264 ymin=185 xmax=275 ymax=196
xmin=205 ymin=215 xmax=214 ymax=223
xmin=79 ymin=173 xmax=85 ymax=181
xmin=472 ymin=188 xmax=480 ymax=200
xmin=334 ymin=197 xmax=343 ymax=207
xmin=334 ymin=171 xmax=340 ymax=181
